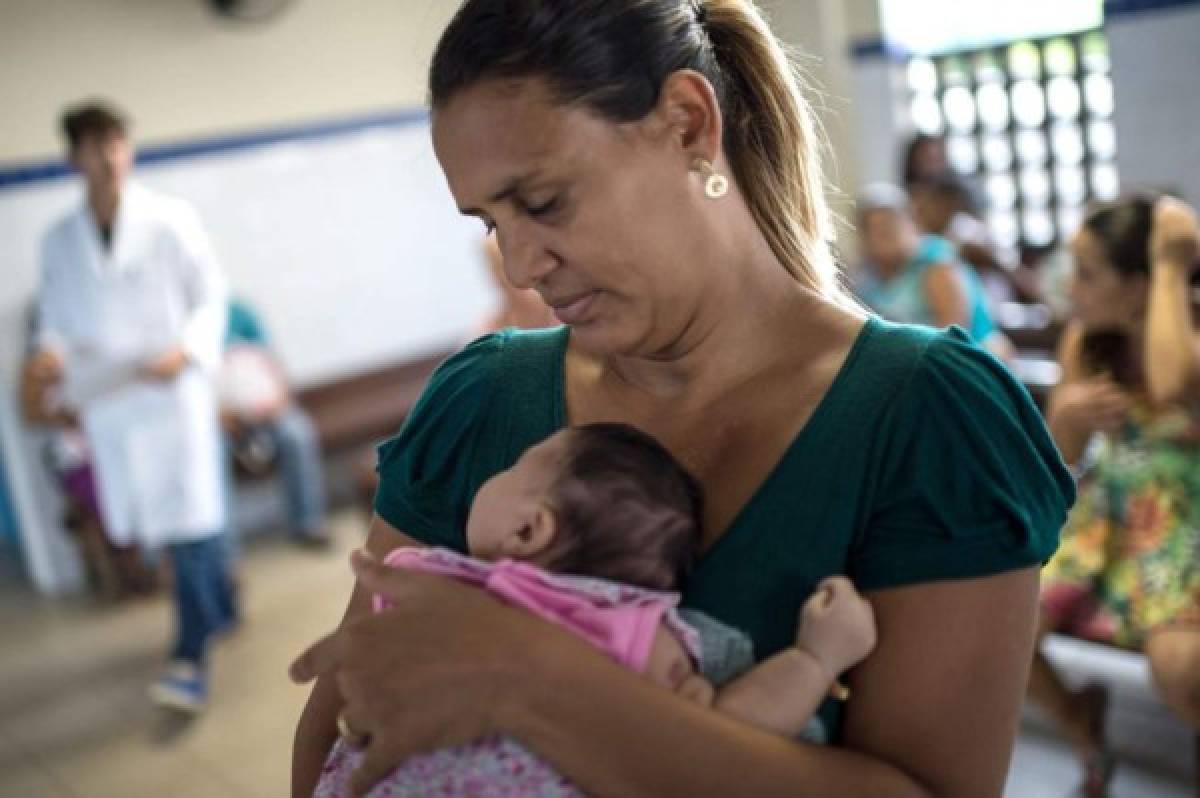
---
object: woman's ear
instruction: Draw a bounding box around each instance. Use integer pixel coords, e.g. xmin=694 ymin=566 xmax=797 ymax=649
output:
xmin=655 ymin=69 xmax=724 ymax=166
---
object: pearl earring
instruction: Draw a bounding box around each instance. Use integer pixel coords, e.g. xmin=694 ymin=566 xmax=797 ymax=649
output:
xmin=691 ymin=157 xmax=729 ymax=199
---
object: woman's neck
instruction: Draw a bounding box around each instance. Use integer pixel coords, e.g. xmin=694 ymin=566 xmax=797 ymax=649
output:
xmin=602 ymin=240 xmax=860 ymax=403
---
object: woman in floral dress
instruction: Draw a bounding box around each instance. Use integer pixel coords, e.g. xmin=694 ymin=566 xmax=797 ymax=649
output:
xmin=1032 ymin=195 xmax=1200 ymax=796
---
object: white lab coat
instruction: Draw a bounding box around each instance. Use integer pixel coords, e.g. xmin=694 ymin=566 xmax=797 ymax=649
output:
xmin=37 ymin=184 xmax=228 ymax=547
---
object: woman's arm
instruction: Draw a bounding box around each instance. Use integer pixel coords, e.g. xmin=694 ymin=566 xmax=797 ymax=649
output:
xmin=303 ymin=555 xmax=1040 ymax=798
xmin=19 ymin=351 xmax=75 ymax=426
xmin=1045 ymin=323 xmax=1128 ymax=466
xmin=516 ymin=568 xmax=1037 ymax=798
xmin=922 ymin=264 xmax=971 ymax=330
xmin=842 ymin=568 xmax=1040 ymax=796
xmin=1144 ymin=199 xmax=1200 ymax=405
xmin=290 ymin=515 xmax=418 ymax=798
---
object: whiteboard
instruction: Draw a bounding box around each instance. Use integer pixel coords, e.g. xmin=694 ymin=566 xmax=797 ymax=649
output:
xmin=0 ymin=113 xmax=496 ymax=593
xmin=0 ymin=114 xmax=494 ymax=387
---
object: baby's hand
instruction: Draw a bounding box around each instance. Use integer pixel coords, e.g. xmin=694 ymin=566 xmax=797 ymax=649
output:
xmin=795 ymin=576 xmax=877 ymax=678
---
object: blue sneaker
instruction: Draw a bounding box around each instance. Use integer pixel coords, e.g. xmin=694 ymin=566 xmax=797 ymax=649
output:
xmin=148 ymin=661 xmax=207 ymax=713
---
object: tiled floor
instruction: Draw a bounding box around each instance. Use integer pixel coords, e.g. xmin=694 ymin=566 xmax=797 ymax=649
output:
xmin=0 ymin=513 xmax=359 ymax=798
xmin=0 ymin=510 xmax=1193 ymax=797
xmin=1007 ymin=729 xmax=1192 ymax=798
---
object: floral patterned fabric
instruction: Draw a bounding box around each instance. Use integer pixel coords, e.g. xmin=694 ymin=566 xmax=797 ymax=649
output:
xmin=1041 ymin=404 xmax=1200 ymax=648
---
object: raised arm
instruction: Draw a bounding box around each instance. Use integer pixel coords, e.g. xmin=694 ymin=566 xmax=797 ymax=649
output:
xmin=1144 ymin=198 xmax=1200 ymax=405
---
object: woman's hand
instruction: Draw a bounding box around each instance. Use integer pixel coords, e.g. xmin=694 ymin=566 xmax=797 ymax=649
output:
xmin=288 ymin=549 xmax=540 ymax=796
xmin=1152 ymin=197 xmax=1199 ymax=273
xmin=1048 ymin=375 xmax=1129 ymax=440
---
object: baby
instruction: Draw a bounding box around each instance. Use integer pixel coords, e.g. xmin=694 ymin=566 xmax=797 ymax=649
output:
xmin=316 ymin=423 xmax=876 ymax=797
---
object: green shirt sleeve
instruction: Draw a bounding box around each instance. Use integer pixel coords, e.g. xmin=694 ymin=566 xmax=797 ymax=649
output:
xmin=851 ymin=328 xmax=1075 ymax=590
xmin=372 ymin=334 xmax=509 ymax=551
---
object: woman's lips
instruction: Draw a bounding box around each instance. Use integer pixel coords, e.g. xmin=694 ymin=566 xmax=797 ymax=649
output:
xmin=550 ymin=292 xmax=597 ymax=325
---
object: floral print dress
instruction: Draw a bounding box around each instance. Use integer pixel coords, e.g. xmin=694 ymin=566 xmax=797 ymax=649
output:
xmin=1041 ymin=402 xmax=1200 ymax=648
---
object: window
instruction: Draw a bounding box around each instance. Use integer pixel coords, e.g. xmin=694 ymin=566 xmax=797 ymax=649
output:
xmin=907 ymin=30 xmax=1118 ymax=249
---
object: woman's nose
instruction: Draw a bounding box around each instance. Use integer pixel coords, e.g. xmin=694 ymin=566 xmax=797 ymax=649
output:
xmin=497 ymin=226 xmax=556 ymax=290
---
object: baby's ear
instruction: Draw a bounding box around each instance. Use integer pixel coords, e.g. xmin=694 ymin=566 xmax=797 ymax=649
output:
xmin=507 ymin=503 xmax=559 ymax=559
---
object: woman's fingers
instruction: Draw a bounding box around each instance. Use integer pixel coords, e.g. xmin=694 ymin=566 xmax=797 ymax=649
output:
xmin=336 ymin=703 xmax=373 ymax=749
xmin=349 ymin=548 xmax=424 ymax=603
xmin=288 ymin=630 xmax=343 ymax=683
xmin=350 ymin=739 xmax=400 ymax=798
xmin=348 ymin=724 xmax=436 ymax=798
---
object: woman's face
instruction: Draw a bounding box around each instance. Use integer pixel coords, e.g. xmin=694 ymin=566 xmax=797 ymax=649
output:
xmin=860 ymin=208 xmax=917 ymax=274
xmin=433 ymin=78 xmax=710 ymax=356
xmin=1068 ymin=229 xmax=1146 ymax=330
xmin=911 ymin=138 xmax=947 ymax=181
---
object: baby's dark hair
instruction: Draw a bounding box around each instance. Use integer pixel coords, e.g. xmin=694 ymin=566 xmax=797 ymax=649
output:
xmin=543 ymin=423 xmax=703 ymax=592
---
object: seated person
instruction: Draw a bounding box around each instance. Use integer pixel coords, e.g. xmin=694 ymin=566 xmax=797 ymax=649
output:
xmin=19 ymin=306 xmax=154 ymax=598
xmin=854 ymin=183 xmax=1013 ymax=361
xmin=909 ymin=173 xmax=1043 ymax=305
xmin=317 ymin=423 xmax=876 ymax=797
xmin=355 ymin=234 xmax=557 ymax=517
xmin=1031 ymin=195 xmax=1200 ymax=796
xmin=220 ymin=297 xmax=330 ymax=548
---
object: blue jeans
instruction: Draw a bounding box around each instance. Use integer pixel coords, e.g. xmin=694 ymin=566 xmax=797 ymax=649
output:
xmin=268 ymin=405 xmax=326 ymax=538
xmin=221 ymin=404 xmax=327 ymax=562
xmin=169 ymin=535 xmax=237 ymax=666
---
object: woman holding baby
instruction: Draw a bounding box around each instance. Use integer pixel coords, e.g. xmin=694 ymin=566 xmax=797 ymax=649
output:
xmin=291 ymin=1 xmax=1074 ymax=796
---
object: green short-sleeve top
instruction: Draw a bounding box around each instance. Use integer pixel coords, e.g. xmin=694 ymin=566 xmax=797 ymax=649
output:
xmin=374 ymin=317 xmax=1074 ymax=740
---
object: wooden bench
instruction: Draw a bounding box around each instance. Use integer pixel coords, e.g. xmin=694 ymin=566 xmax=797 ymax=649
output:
xmin=1031 ymin=634 xmax=1197 ymax=784
xmin=228 ymin=347 xmax=453 ymax=532
xmin=295 ymin=348 xmax=454 ymax=455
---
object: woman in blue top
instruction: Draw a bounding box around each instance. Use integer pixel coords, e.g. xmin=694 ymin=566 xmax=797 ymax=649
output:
xmin=856 ymin=183 xmax=1014 ymax=362
xmin=290 ymin=2 xmax=1070 ymax=796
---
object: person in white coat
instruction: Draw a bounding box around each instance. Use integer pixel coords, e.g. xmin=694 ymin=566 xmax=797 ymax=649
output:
xmin=34 ymin=101 xmax=236 ymax=712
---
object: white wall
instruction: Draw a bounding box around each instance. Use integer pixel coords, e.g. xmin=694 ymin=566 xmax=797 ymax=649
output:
xmin=0 ymin=0 xmax=885 ymax=593
xmin=0 ymin=119 xmax=494 ymax=596
xmin=1107 ymin=4 xmax=1200 ymax=205
xmin=764 ymin=0 xmax=878 ymax=258
xmin=0 ymin=0 xmax=474 ymax=594
xmin=0 ymin=0 xmax=458 ymax=163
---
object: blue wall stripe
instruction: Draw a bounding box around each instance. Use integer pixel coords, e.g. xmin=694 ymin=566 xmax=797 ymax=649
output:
xmin=849 ymin=37 xmax=912 ymax=62
xmin=1105 ymin=0 xmax=1200 ymax=16
xmin=0 ymin=107 xmax=430 ymax=190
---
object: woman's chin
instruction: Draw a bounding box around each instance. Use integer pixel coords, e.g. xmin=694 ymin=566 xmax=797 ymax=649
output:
xmin=567 ymin=319 xmax=637 ymax=357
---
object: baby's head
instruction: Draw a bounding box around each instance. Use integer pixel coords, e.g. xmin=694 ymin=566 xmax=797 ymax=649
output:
xmin=466 ymin=423 xmax=703 ymax=592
